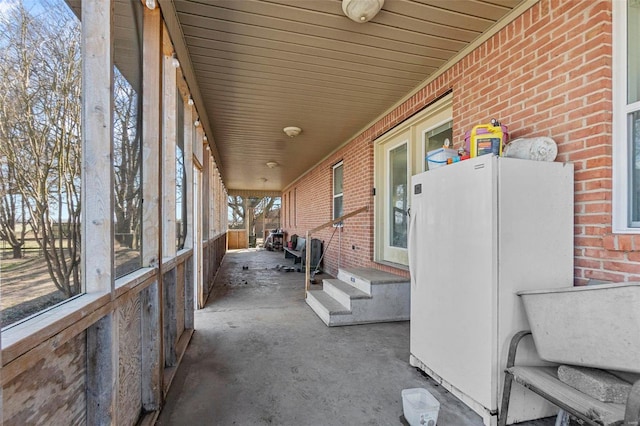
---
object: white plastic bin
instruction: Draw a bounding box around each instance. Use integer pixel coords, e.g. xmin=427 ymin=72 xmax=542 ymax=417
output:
xmin=426 ymin=148 xmax=457 ymax=170
xmin=402 ymin=388 xmax=440 ymax=426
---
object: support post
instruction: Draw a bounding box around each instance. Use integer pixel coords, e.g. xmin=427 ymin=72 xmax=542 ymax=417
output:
xmin=305 ymin=230 xmax=311 ymax=298
xmin=82 ymin=1 xmax=117 ymax=422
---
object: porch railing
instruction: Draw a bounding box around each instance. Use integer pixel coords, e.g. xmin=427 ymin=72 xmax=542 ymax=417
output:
xmin=304 ymin=205 xmax=369 ymax=298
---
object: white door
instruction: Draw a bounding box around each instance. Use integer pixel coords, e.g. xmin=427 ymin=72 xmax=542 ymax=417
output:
xmin=374 ymin=95 xmax=452 ymax=266
xmin=379 ymin=132 xmax=410 ymax=264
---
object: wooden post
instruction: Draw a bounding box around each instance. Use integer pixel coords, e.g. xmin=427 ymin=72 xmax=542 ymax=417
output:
xmin=82 ymin=0 xmax=114 ymax=295
xmin=185 ymin=257 xmax=194 ymax=329
xmin=305 ymin=230 xmax=311 ymax=298
xmin=82 ymin=1 xmax=116 ymax=423
xmin=163 ymin=268 xmax=177 ymax=366
xmin=142 ymin=5 xmax=162 ymax=269
xmin=141 ymin=281 xmax=161 ymax=411
xmin=140 ymin=5 xmax=163 ymax=411
xmin=184 ymin=102 xmax=194 ymax=249
xmin=87 ymin=314 xmax=118 ymax=425
xmin=162 ymin=50 xmax=177 ymax=259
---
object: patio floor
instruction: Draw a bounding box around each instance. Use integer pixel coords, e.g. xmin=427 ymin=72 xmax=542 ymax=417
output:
xmin=156 ymin=249 xmax=557 ymax=426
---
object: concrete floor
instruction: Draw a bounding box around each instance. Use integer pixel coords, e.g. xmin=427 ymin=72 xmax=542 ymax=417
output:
xmin=157 ymin=249 xmax=557 ymax=426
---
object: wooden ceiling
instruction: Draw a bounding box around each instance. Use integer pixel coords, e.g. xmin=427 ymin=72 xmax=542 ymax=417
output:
xmin=161 ymin=0 xmax=527 ymax=192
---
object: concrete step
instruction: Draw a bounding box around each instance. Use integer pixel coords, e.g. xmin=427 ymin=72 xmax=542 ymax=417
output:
xmin=305 ymin=290 xmax=352 ymax=326
xmin=337 ymin=267 xmax=409 ymax=295
xmin=323 ymin=279 xmax=371 ymax=309
xmin=306 ymin=267 xmax=410 ymax=327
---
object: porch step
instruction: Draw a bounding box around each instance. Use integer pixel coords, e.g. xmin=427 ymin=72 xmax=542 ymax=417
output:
xmin=306 ymin=267 xmax=410 ymax=327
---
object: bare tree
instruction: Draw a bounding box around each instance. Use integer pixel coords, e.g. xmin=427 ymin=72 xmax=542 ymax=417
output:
xmin=113 ymin=69 xmax=142 ymax=251
xmin=0 ymin=163 xmax=29 ymax=259
xmin=228 ymin=195 xmax=245 ymax=229
xmin=0 ymin=3 xmax=82 ymax=297
xmin=227 ymin=196 xmax=280 ymax=232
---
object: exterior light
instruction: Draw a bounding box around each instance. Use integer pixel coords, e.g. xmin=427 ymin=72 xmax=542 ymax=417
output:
xmin=283 ymin=126 xmax=302 ymax=137
xmin=266 ymin=161 xmax=278 ymax=168
xmin=203 ymin=135 xmax=208 ymax=141
xmin=194 ymin=118 xmax=201 ymax=127
xmin=342 ymin=0 xmax=384 ymax=23
xmin=145 ymin=0 xmax=156 ymax=9
xmin=172 ymin=53 xmax=180 ymax=68
xmin=188 ymin=97 xmax=194 ymax=106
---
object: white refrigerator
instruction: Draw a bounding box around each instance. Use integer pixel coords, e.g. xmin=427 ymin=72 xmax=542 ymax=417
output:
xmin=408 ymin=155 xmax=573 ymax=425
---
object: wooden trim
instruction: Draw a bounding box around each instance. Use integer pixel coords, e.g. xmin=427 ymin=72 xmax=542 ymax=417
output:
xmin=114 ymin=267 xmax=157 ymax=298
xmin=1 ymin=293 xmax=111 ymax=366
xmin=162 ymin=256 xmax=178 ymax=271
xmin=1 ymin=298 xmax=112 ymax=386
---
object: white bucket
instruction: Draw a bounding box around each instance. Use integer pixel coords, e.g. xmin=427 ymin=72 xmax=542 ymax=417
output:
xmin=426 ymin=148 xmax=457 ymax=170
xmin=402 ymin=388 xmax=440 ymax=426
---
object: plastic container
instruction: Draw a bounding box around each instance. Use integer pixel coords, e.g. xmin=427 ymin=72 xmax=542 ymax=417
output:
xmin=402 ymin=388 xmax=440 ymax=426
xmin=426 ymin=148 xmax=457 ymax=170
xmin=464 ymin=123 xmax=509 ymax=157
xmin=518 ymin=282 xmax=640 ymax=373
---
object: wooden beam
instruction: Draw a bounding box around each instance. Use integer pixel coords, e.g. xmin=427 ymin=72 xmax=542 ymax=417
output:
xmin=82 ymin=0 xmax=114 ymax=295
xmin=184 ymin=257 xmax=194 ymax=329
xmin=162 ymin=49 xmax=178 ymax=259
xmin=163 ymin=268 xmax=177 ymax=366
xmin=87 ymin=314 xmax=118 ymax=425
xmin=184 ymin=103 xmax=194 ymax=249
xmin=82 ymin=1 xmax=117 ymax=423
xmin=141 ymin=281 xmax=161 ymax=411
xmin=142 ymin=5 xmax=162 ymax=269
xmin=202 ymin=147 xmax=210 ymax=241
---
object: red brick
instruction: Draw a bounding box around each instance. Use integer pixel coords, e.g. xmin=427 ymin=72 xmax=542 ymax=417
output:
xmin=618 ymin=235 xmax=634 ymax=251
xmin=603 ymin=260 xmax=640 ymax=274
xmin=602 ymin=234 xmax=616 ymax=250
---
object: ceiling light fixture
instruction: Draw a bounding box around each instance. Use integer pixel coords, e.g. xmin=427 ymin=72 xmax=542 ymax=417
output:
xmin=171 ymin=53 xmax=180 ymax=68
xmin=266 ymin=161 xmax=278 ymax=168
xmin=342 ymin=0 xmax=384 ymax=23
xmin=283 ymin=126 xmax=302 ymax=138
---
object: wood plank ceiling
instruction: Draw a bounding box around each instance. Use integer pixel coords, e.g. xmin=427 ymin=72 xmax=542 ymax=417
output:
xmin=164 ymin=0 xmax=524 ymax=193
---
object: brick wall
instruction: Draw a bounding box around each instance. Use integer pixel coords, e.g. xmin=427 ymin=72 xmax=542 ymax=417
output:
xmin=283 ymin=0 xmax=639 ymax=284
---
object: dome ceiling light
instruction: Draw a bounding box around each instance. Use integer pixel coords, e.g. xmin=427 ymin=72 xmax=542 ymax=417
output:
xmin=283 ymin=126 xmax=302 ymax=138
xmin=266 ymin=161 xmax=279 ymax=168
xmin=342 ymin=0 xmax=384 ymax=23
